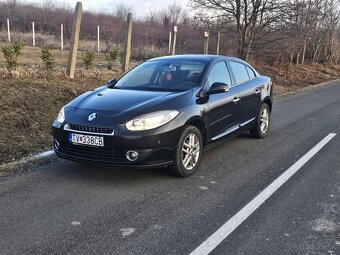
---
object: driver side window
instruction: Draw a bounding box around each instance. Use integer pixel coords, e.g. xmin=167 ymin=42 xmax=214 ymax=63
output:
xmin=207 ymin=62 xmax=232 ymax=88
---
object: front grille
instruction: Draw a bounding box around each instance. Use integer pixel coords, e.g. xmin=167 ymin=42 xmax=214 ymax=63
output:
xmin=69 ymin=124 xmax=113 ymax=134
xmin=58 ymin=142 xmax=126 ymax=163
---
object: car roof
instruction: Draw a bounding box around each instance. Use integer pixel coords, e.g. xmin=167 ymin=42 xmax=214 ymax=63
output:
xmin=148 ymin=54 xmax=247 ymax=64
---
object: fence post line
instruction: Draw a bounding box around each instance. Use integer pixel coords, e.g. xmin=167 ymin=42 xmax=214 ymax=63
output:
xmin=32 ymin=22 xmax=35 ymax=47
xmin=66 ymin=2 xmax=83 ymax=79
xmin=170 ymin=25 xmax=177 ymax=55
xmin=204 ymin=31 xmax=209 ymax=54
xmin=122 ymin=13 xmax=133 ymax=72
xmin=168 ymin=31 xmax=172 ymax=54
xmin=97 ymin=25 xmax=100 ymax=53
xmin=216 ymin=31 xmax=220 ymax=55
xmin=61 ymin=24 xmax=64 ymax=50
xmin=7 ymin=18 xmax=10 ymax=43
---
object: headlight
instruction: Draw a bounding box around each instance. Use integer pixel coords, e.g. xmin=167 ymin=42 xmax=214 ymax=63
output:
xmin=125 ymin=110 xmax=179 ymax=131
xmin=56 ymin=106 xmax=65 ymax=123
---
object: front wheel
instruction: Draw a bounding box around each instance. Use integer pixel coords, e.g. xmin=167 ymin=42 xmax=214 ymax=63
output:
xmin=250 ymin=103 xmax=270 ymax=139
xmin=169 ymin=125 xmax=203 ymax=177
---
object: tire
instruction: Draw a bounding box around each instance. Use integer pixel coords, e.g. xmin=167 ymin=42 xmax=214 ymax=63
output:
xmin=250 ymin=103 xmax=270 ymax=139
xmin=169 ymin=125 xmax=203 ymax=177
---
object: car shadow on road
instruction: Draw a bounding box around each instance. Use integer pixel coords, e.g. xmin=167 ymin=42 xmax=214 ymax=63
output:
xmin=46 ymin=158 xmax=180 ymax=186
xmin=44 ymin=133 xmax=254 ymax=185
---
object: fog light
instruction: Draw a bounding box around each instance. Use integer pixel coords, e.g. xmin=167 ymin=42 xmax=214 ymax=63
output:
xmin=54 ymin=139 xmax=60 ymax=150
xmin=126 ymin=150 xmax=139 ymax=161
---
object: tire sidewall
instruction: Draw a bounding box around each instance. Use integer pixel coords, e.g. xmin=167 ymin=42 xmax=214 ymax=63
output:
xmin=256 ymin=103 xmax=270 ymax=138
xmin=172 ymin=126 xmax=203 ymax=177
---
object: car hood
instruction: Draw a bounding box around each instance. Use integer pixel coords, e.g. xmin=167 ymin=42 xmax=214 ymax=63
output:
xmin=68 ymin=87 xmax=192 ymax=115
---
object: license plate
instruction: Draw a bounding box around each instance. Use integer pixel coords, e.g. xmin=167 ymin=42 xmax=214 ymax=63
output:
xmin=68 ymin=133 xmax=104 ymax=147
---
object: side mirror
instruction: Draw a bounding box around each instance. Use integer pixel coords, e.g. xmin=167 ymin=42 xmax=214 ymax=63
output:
xmin=107 ymin=78 xmax=117 ymax=86
xmin=206 ymin=82 xmax=229 ymax=95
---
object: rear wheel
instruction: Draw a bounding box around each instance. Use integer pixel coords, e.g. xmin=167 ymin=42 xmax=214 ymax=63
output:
xmin=169 ymin=125 xmax=203 ymax=177
xmin=250 ymin=103 xmax=270 ymax=138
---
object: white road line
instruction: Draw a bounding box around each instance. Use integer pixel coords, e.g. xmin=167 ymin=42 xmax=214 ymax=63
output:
xmin=190 ymin=133 xmax=337 ymax=255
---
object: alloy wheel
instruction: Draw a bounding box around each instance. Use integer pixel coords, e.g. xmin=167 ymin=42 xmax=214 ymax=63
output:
xmin=260 ymin=107 xmax=269 ymax=133
xmin=181 ymin=133 xmax=200 ymax=170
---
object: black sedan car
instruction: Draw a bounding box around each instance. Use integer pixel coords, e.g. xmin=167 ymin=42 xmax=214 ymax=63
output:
xmin=53 ymin=55 xmax=273 ymax=177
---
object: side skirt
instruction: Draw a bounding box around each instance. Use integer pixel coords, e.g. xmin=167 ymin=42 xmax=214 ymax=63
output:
xmin=204 ymin=118 xmax=256 ymax=151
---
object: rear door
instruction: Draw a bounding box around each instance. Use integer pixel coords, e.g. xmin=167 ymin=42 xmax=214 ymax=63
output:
xmin=228 ymin=61 xmax=261 ymax=125
xmin=206 ymin=62 xmax=241 ymax=141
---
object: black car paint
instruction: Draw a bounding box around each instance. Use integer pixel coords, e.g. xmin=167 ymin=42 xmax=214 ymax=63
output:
xmin=53 ymin=55 xmax=272 ymax=167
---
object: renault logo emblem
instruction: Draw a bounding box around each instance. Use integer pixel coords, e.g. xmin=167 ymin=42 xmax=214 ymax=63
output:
xmin=88 ymin=112 xmax=97 ymax=122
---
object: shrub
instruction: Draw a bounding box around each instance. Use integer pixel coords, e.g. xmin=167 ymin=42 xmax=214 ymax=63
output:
xmin=13 ymin=40 xmax=25 ymax=55
xmin=41 ymin=45 xmax=55 ymax=71
xmin=106 ymin=47 xmax=120 ymax=70
xmin=82 ymin=51 xmax=96 ymax=70
xmin=1 ymin=39 xmax=25 ymax=71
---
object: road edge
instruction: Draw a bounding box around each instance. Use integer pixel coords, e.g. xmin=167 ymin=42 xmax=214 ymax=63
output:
xmin=0 ymin=150 xmax=57 ymax=178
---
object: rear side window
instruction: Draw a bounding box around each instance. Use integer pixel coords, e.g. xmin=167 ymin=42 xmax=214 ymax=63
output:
xmin=207 ymin=62 xmax=232 ymax=87
xmin=229 ymin=62 xmax=250 ymax=85
xmin=246 ymin=66 xmax=256 ymax=79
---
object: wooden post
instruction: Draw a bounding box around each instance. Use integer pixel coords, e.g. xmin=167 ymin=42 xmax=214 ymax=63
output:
xmin=170 ymin=25 xmax=177 ymax=55
xmin=97 ymin=25 xmax=100 ymax=53
xmin=7 ymin=18 xmax=10 ymax=43
xmin=122 ymin=13 xmax=133 ymax=72
xmin=216 ymin=31 xmax=220 ymax=55
xmin=168 ymin=31 xmax=172 ymax=54
xmin=32 ymin=22 xmax=35 ymax=47
xmin=204 ymin=31 xmax=209 ymax=55
xmin=66 ymin=2 xmax=83 ymax=79
xmin=61 ymin=24 xmax=64 ymax=50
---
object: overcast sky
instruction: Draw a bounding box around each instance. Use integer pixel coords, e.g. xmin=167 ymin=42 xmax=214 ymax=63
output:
xmin=29 ymin=0 xmax=191 ymax=18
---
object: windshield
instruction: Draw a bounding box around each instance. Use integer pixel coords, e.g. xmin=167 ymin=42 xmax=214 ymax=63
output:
xmin=114 ymin=60 xmax=207 ymax=92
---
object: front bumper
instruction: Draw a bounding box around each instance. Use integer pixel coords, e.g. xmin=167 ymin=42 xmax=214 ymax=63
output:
xmin=52 ymin=121 xmax=183 ymax=168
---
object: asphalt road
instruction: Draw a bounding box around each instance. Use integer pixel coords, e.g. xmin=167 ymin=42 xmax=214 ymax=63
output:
xmin=1 ymin=81 xmax=340 ymax=255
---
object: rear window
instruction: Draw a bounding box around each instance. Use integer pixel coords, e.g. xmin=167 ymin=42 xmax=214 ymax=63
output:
xmin=246 ymin=66 xmax=256 ymax=79
xmin=229 ymin=62 xmax=250 ymax=85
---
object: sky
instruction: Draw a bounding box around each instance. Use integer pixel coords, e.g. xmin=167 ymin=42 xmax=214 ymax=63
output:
xmin=28 ymin=0 xmax=191 ymax=18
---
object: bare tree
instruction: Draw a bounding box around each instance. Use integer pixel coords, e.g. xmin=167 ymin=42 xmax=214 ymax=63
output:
xmin=323 ymin=0 xmax=340 ymax=63
xmin=190 ymin=0 xmax=287 ymax=60
xmin=158 ymin=2 xmax=188 ymax=26
xmin=282 ymin=0 xmax=340 ymax=65
xmin=114 ymin=3 xmax=134 ymax=20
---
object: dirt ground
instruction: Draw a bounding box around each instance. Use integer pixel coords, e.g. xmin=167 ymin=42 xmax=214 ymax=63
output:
xmin=0 ymin=49 xmax=339 ymax=164
xmin=256 ymin=63 xmax=340 ymax=94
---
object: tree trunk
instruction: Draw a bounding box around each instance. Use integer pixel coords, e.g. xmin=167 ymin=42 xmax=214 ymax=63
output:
xmin=301 ymin=43 xmax=306 ymax=65
xmin=237 ymin=31 xmax=252 ymax=61
xmin=290 ymin=53 xmax=294 ymax=66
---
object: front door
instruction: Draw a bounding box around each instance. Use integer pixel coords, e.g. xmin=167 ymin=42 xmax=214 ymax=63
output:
xmin=205 ymin=62 xmax=241 ymax=141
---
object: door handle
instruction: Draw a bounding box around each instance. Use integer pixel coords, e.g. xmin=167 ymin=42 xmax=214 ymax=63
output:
xmin=233 ymin=97 xmax=240 ymax=104
xmin=255 ymin=88 xmax=261 ymax=95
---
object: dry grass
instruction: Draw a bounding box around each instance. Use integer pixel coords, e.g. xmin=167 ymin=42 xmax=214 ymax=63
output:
xmin=0 ymin=31 xmax=165 ymax=60
xmin=0 ymin=43 xmax=126 ymax=72
xmin=0 ymin=31 xmax=113 ymax=52
xmin=256 ymin=64 xmax=340 ymax=95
